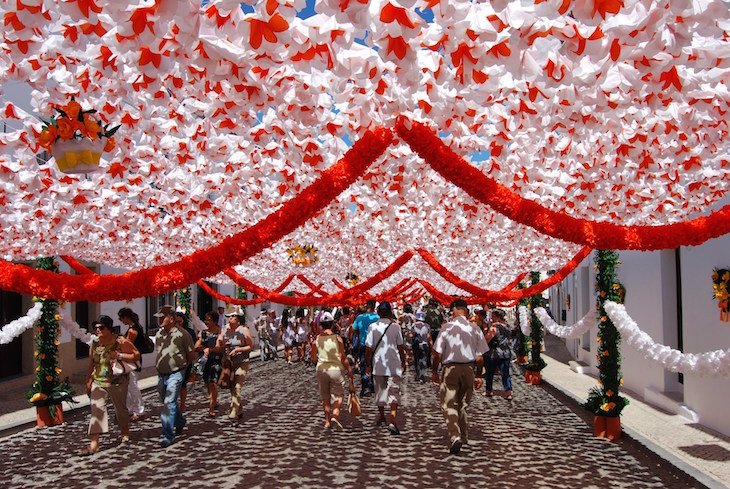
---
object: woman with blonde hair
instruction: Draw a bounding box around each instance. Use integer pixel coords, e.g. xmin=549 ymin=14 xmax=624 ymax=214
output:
xmin=313 ymin=311 xmax=355 ymax=430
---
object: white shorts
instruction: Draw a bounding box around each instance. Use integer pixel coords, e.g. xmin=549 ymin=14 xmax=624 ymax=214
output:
xmin=374 ymin=375 xmax=402 ymax=407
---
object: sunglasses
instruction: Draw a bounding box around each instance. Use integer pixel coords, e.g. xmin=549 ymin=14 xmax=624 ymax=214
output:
xmin=93 ymin=325 xmax=107 ymax=331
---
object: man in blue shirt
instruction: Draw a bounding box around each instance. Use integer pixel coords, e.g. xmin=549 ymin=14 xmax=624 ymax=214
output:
xmin=352 ymin=299 xmax=378 ymax=396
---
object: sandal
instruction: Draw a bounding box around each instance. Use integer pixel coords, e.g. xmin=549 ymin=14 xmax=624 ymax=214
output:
xmin=208 ymin=409 xmax=216 ymax=417
xmin=120 ymin=435 xmax=130 ymax=444
xmin=77 ymin=447 xmax=98 ymax=456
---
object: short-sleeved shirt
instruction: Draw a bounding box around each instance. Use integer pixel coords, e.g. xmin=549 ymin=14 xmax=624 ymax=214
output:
xmin=353 ymin=312 xmax=379 ymax=346
xmin=433 ymin=316 xmax=489 ymax=364
xmin=155 ymin=326 xmax=194 ymax=374
xmin=316 ymin=334 xmax=344 ymax=372
xmin=223 ymin=326 xmax=250 ymax=365
xmin=92 ymin=336 xmax=126 ymax=387
xmin=411 ymin=321 xmax=430 ymax=345
xmin=365 ymin=319 xmax=404 ymax=377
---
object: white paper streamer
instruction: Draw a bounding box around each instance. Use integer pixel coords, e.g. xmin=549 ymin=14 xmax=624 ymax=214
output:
xmin=604 ymin=301 xmax=730 ymax=377
xmin=535 ymin=307 xmax=600 ymax=339
xmin=56 ymin=308 xmax=95 ymax=345
xmin=0 ymin=302 xmax=43 ymax=344
xmin=518 ymin=305 xmax=530 ymax=336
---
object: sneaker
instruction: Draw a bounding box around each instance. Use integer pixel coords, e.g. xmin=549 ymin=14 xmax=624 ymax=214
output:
xmin=449 ymin=438 xmax=462 ymax=454
xmin=160 ymin=439 xmax=174 ymax=449
xmin=387 ymin=423 xmax=400 ymax=435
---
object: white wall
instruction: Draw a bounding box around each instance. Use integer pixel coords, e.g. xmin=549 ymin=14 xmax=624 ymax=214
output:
xmin=678 ymin=235 xmax=730 ymax=436
xmin=619 ymin=250 xmax=679 ymax=396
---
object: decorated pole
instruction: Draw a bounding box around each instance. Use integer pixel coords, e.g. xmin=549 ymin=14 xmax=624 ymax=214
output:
xmin=26 ymin=257 xmax=75 ymax=426
xmin=237 ymin=286 xmax=248 ymax=326
xmin=524 ymin=271 xmax=546 ymax=384
xmin=514 ymin=282 xmax=529 ymax=364
xmin=582 ymin=250 xmax=629 ymax=439
xmin=178 ymin=286 xmax=191 ymax=325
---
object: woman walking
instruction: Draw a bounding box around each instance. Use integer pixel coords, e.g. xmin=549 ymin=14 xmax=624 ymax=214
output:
xmin=483 ymin=309 xmax=513 ymax=400
xmin=118 ymin=307 xmax=146 ymax=421
xmin=281 ymin=308 xmax=296 ymax=364
xmin=79 ymin=315 xmax=140 ymax=455
xmin=217 ymin=306 xmax=253 ymax=420
xmin=313 ymin=312 xmax=355 ymax=430
xmin=195 ymin=311 xmax=223 ymax=416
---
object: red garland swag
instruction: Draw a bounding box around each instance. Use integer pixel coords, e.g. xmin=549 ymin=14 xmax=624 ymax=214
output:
xmin=3 ymin=118 xmax=729 ymax=303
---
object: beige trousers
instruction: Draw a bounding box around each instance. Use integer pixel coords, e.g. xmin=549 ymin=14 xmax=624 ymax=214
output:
xmin=229 ymin=360 xmax=250 ymax=418
xmin=439 ymin=364 xmax=474 ymax=444
xmin=89 ymin=376 xmax=130 ymax=435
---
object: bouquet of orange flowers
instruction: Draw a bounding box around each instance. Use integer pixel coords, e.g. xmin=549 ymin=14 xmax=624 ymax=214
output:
xmin=37 ymin=96 xmax=119 ymax=153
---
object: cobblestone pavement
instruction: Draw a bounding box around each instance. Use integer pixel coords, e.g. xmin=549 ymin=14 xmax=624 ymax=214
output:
xmin=0 ymin=360 xmax=707 ymax=489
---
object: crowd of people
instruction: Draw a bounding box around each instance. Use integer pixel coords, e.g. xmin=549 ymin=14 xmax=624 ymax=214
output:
xmin=77 ymin=297 xmax=522 ymax=455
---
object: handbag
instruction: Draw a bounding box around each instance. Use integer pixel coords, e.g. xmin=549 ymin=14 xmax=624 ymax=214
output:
xmin=218 ymin=351 xmax=234 ymax=388
xmin=347 ymin=393 xmax=361 ymax=417
xmin=111 ymin=358 xmax=140 ymax=376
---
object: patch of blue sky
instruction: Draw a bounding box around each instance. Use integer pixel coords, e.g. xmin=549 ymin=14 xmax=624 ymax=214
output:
xmin=415 ymin=7 xmax=434 ymax=23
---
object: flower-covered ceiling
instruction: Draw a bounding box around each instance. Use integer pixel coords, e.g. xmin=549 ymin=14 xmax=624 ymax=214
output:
xmin=0 ymin=0 xmax=729 ymax=301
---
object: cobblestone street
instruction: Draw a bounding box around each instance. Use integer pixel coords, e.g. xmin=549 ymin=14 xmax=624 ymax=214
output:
xmin=0 ymin=359 xmax=706 ymax=488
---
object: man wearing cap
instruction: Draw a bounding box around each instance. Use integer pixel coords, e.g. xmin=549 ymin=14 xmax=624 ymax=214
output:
xmin=432 ymin=299 xmax=488 ymax=454
xmin=351 ymin=299 xmax=378 ymax=396
xmin=365 ymin=301 xmax=407 ymax=435
xmin=153 ymin=305 xmax=195 ymax=448
xmin=255 ymin=309 xmax=275 ymax=361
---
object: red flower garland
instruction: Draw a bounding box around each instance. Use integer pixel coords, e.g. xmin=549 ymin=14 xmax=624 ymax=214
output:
xmin=395 ymin=117 xmax=730 ymax=251
xmin=196 ymin=280 xmax=266 ymax=306
xmin=416 ymin=246 xmax=593 ymax=304
xmin=224 ymin=250 xmax=414 ymax=306
xmin=0 ymin=128 xmax=394 ymax=302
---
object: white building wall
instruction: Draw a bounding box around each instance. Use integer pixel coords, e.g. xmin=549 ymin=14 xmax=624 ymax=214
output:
xmin=678 ymin=235 xmax=730 ymax=436
xmin=551 ymin=238 xmax=730 ymax=437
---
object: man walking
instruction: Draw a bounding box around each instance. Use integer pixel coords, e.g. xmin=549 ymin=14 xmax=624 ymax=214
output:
xmin=432 ymin=299 xmax=488 ymax=454
xmin=154 ymin=305 xmax=195 ymax=448
xmin=365 ymin=302 xmax=406 ymax=435
xmin=352 ymin=299 xmax=379 ymax=396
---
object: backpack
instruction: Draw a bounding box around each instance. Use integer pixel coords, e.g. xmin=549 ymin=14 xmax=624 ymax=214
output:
xmin=425 ymin=307 xmax=443 ymax=339
xmin=136 ymin=331 xmax=155 ymax=354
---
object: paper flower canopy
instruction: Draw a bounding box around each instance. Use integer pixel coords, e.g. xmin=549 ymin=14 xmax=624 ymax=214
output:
xmin=0 ymin=0 xmax=729 ymax=301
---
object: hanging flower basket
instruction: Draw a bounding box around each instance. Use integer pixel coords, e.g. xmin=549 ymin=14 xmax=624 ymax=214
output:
xmin=35 ymin=96 xmax=119 ymax=175
xmin=51 ymin=138 xmax=105 ymax=174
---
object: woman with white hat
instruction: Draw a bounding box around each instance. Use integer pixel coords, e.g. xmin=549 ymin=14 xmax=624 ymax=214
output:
xmin=216 ymin=306 xmax=253 ymax=420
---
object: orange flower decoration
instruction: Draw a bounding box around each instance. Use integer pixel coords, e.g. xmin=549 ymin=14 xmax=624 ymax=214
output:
xmin=38 ymin=126 xmax=57 ymax=149
xmin=104 ymin=136 xmax=116 ymax=152
xmin=63 ymin=99 xmax=81 ymax=120
xmin=56 ymin=118 xmax=74 ymax=139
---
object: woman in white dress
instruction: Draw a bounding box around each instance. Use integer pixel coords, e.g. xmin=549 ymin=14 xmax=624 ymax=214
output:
xmin=281 ymin=309 xmax=296 ymax=364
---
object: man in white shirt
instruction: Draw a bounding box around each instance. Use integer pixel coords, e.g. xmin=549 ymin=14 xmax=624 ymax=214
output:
xmin=365 ymin=301 xmax=406 ymax=435
xmin=432 ymin=299 xmax=488 ymax=454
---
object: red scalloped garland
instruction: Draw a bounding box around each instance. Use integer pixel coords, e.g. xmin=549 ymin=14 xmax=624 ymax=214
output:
xmin=196 ymin=280 xmax=266 ymax=306
xmin=3 ymin=117 xmax=729 ymax=303
xmin=0 ymin=128 xmax=394 ymax=302
xmin=395 ymin=117 xmax=730 ymax=251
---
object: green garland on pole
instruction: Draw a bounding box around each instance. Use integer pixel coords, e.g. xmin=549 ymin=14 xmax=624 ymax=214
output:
xmin=236 ymin=286 xmax=248 ymax=326
xmin=178 ymin=286 xmax=191 ymax=324
xmin=514 ymin=282 xmax=529 ymax=359
xmin=582 ymin=250 xmax=629 ymax=417
xmin=26 ymin=257 xmax=75 ymax=418
xmin=526 ymin=271 xmax=546 ymax=372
